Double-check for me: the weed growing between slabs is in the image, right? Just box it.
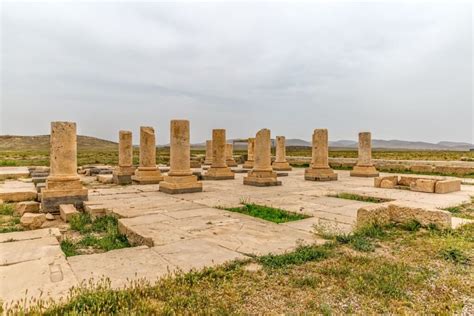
[328,192,393,203]
[8,222,473,314]
[0,203,23,233]
[60,213,130,257]
[442,197,474,220]
[222,203,310,223]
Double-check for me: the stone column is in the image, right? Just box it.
[42,121,88,213]
[113,130,134,185]
[272,136,292,171]
[160,120,202,194]
[225,143,238,167]
[304,129,337,181]
[203,129,235,180]
[350,132,379,177]
[244,129,281,186]
[132,126,163,184]
[203,140,213,165]
[243,137,255,169]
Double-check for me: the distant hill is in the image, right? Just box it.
[0,135,118,151]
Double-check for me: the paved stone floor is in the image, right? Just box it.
[1,168,473,306]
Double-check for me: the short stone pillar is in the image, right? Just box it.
[225,143,238,167]
[113,130,135,185]
[203,129,235,180]
[244,129,281,186]
[42,122,88,213]
[203,140,213,165]
[305,129,337,181]
[272,136,292,171]
[132,126,163,184]
[350,132,379,177]
[159,120,203,194]
[243,137,255,169]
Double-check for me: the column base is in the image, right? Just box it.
[132,168,163,184]
[41,188,88,213]
[202,166,235,180]
[272,161,292,171]
[242,160,254,169]
[350,165,379,177]
[243,170,281,187]
[226,159,238,167]
[203,159,213,165]
[113,167,134,185]
[305,167,338,181]
[159,175,203,194]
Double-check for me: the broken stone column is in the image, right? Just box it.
[305,129,337,181]
[350,132,379,177]
[132,126,163,184]
[225,143,238,167]
[113,130,134,185]
[159,120,203,194]
[272,136,292,171]
[244,129,281,186]
[42,122,88,213]
[203,129,235,180]
[203,140,213,165]
[243,137,255,169]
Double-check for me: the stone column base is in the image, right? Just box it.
[272,161,292,171]
[159,175,203,194]
[113,167,134,185]
[202,167,235,180]
[350,165,379,177]
[132,169,163,184]
[243,170,281,187]
[226,159,238,167]
[203,159,213,165]
[305,167,338,181]
[41,188,88,213]
[242,161,254,169]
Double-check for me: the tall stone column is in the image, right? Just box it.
[305,129,337,181]
[113,130,135,185]
[225,143,238,167]
[350,132,379,177]
[243,137,255,169]
[42,121,88,212]
[203,129,235,180]
[160,120,203,194]
[203,140,213,165]
[132,126,163,184]
[244,129,281,186]
[272,136,292,171]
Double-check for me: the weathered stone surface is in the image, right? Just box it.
[45,213,55,220]
[374,176,399,188]
[113,130,134,185]
[159,120,203,194]
[203,140,213,165]
[272,136,292,171]
[0,167,30,181]
[20,213,46,229]
[0,227,61,243]
[132,126,163,184]
[0,181,37,202]
[203,129,234,180]
[435,179,461,194]
[243,138,255,169]
[97,174,113,184]
[410,178,436,193]
[398,176,421,187]
[225,143,238,167]
[350,132,379,178]
[244,129,281,187]
[305,129,337,181]
[380,179,396,189]
[60,204,79,222]
[15,201,40,216]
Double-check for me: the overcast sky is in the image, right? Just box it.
[1,1,473,144]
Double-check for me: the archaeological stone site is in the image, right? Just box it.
[1,2,472,314]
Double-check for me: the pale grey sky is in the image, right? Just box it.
[1,1,473,144]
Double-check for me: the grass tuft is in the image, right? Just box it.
[222,203,310,224]
[329,193,392,203]
[258,243,335,269]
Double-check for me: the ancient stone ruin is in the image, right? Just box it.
[202,129,235,180]
[243,137,255,169]
[272,136,292,171]
[132,126,163,184]
[304,129,337,181]
[374,175,461,194]
[225,143,238,167]
[350,132,379,177]
[203,140,213,165]
[113,130,134,185]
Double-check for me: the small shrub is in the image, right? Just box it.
[400,220,421,232]
[61,239,78,257]
[223,203,310,224]
[258,243,334,269]
[440,247,470,265]
[69,213,93,233]
[0,204,14,216]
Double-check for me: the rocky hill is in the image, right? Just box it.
[0,135,118,151]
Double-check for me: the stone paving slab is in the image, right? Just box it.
[0,181,37,202]
[0,228,61,243]
[0,236,63,266]
[68,246,174,288]
[0,167,30,181]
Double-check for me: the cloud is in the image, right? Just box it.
[1,1,472,143]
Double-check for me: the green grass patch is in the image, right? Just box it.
[442,198,474,220]
[439,247,470,265]
[0,204,14,216]
[0,203,23,233]
[64,213,130,257]
[258,243,335,269]
[222,203,310,224]
[329,193,392,203]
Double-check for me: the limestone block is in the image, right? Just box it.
[380,179,396,189]
[15,201,40,216]
[435,179,461,194]
[387,203,451,229]
[398,176,421,187]
[356,203,391,227]
[45,213,55,220]
[305,167,338,181]
[20,213,46,229]
[410,165,434,174]
[190,160,202,168]
[243,170,281,187]
[60,204,80,222]
[374,176,398,188]
[410,179,436,193]
[159,175,203,194]
[97,174,113,184]
[350,165,379,177]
